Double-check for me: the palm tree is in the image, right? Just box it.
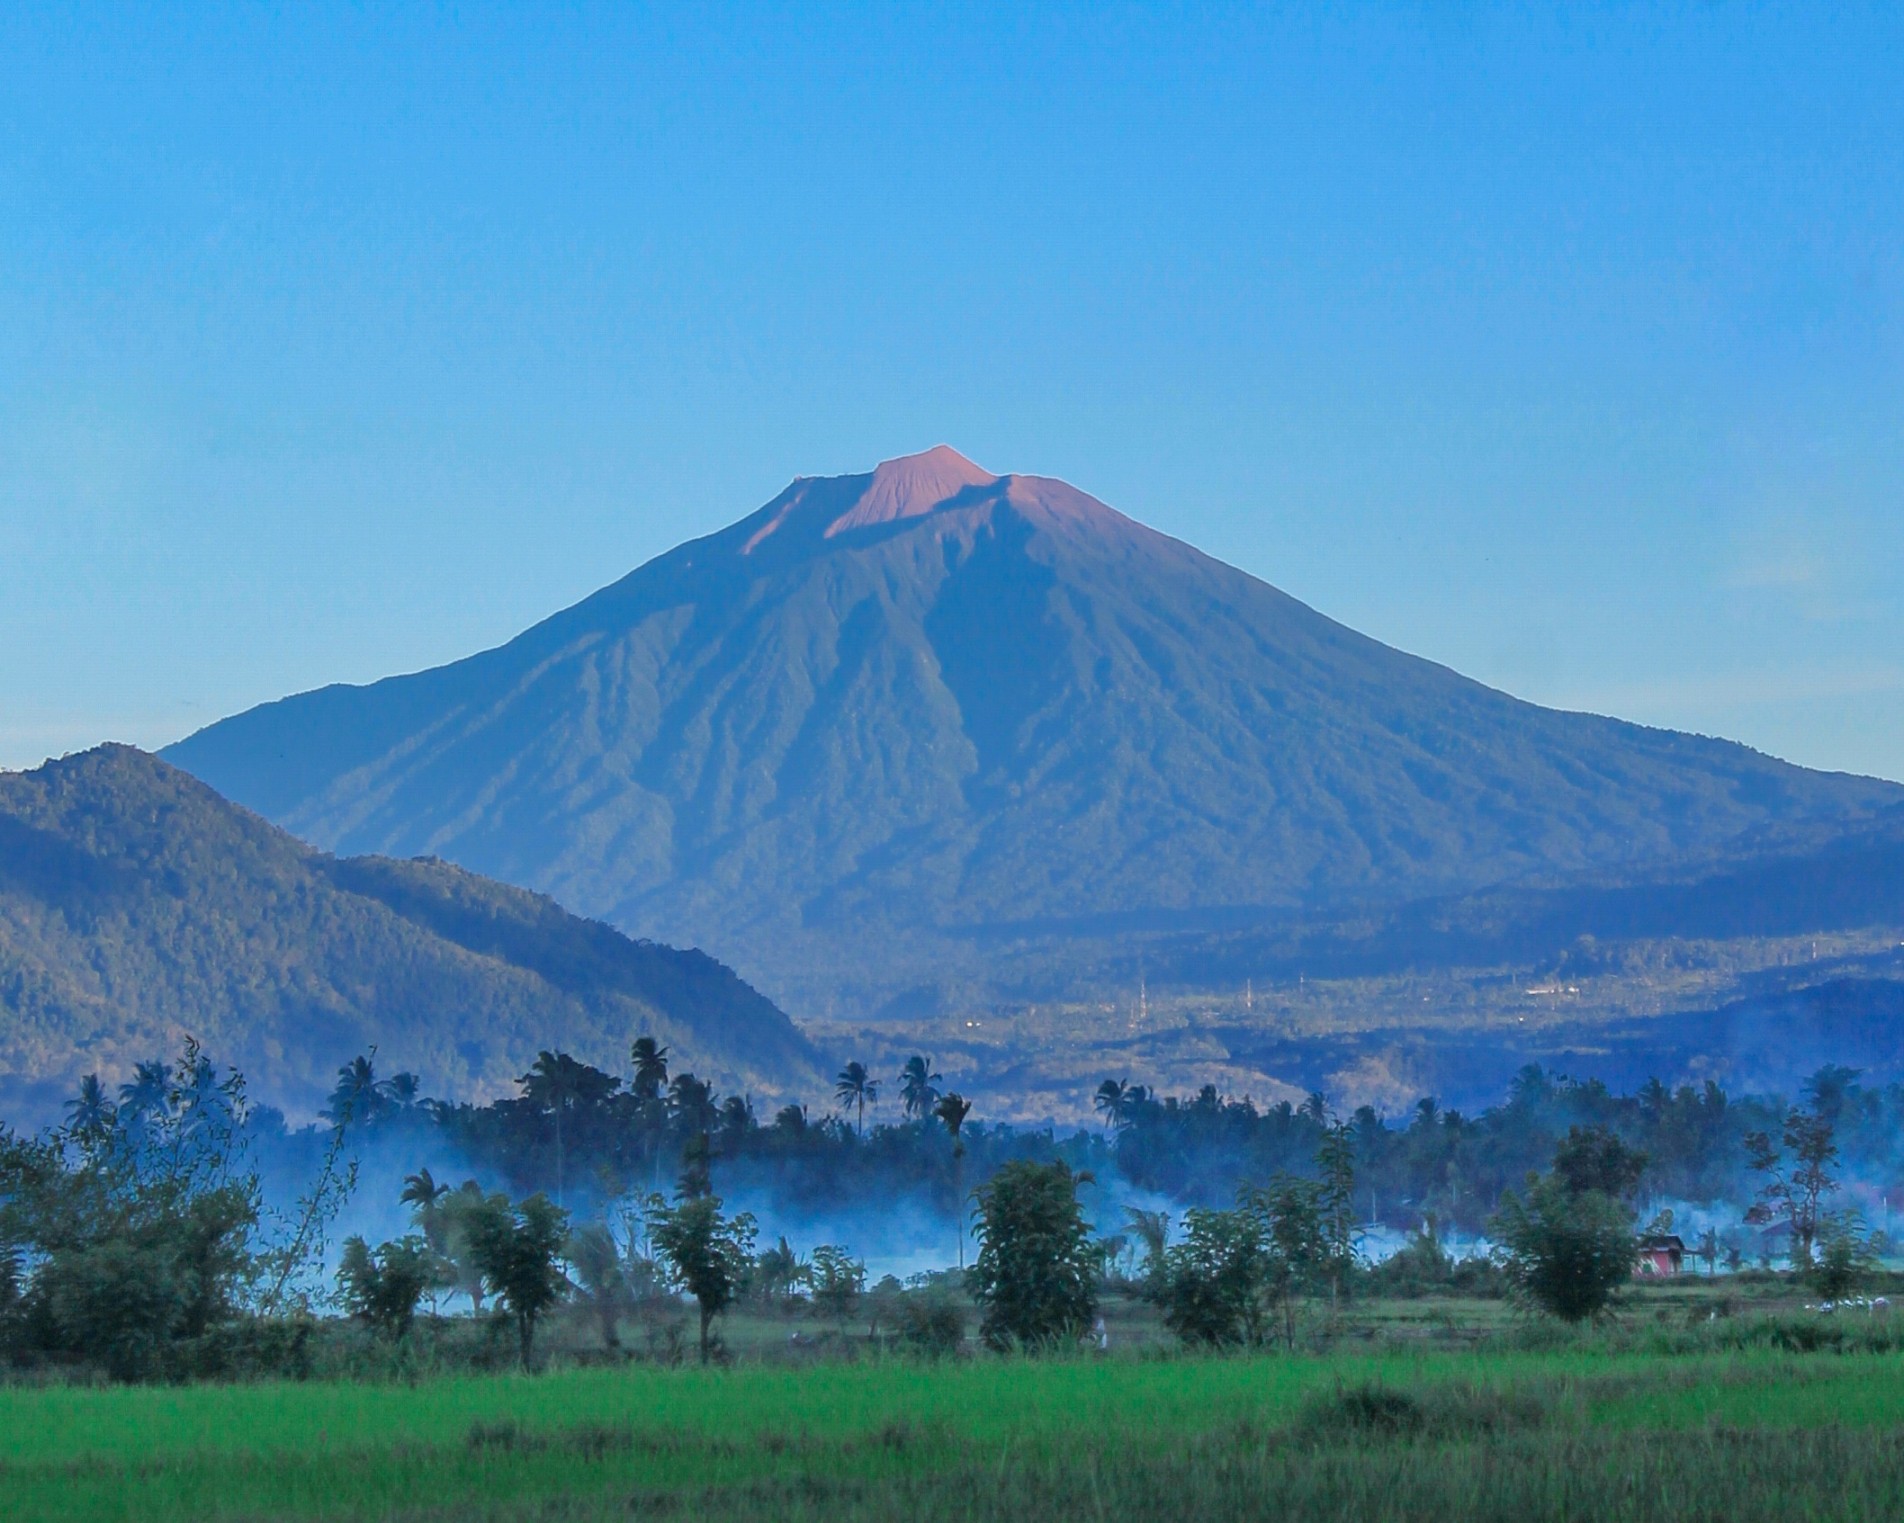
[117,1059,170,1119]
[519,1050,622,1205]
[836,1061,879,1135]
[935,1091,974,1269]
[718,1094,754,1145]
[437,1180,490,1313]
[1125,1206,1171,1285]
[402,1168,452,1250]
[566,1222,629,1350]
[630,1037,670,1101]
[380,1071,422,1108]
[1094,1078,1132,1132]
[325,1054,381,1127]
[667,1072,721,1139]
[64,1074,114,1140]
[898,1056,943,1121]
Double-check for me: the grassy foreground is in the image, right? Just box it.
[9,1341,1904,1522]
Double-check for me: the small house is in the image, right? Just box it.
[1635,1234,1685,1277]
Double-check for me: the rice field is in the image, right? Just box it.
[9,1336,1904,1522]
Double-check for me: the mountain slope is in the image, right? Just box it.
[0,746,818,1115]
[1131,803,1904,990]
[165,446,1902,1004]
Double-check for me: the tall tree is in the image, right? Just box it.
[648,1189,757,1364]
[116,1060,171,1137]
[464,1192,570,1370]
[1094,1079,1132,1133]
[935,1091,974,1269]
[401,1169,452,1251]
[435,1181,492,1313]
[1490,1174,1635,1323]
[1124,1206,1171,1290]
[1151,1206,1270,1346]
[899,1056,943,1121]
[325,1054,384,1128]
[1241,1177,1329,1349]
[517,1051,621,1205]
[630,1037,670,1101]
[667,1073,721,1145]
[1315,1121,1359,1313]
[835,1062,879,1135]
[1744,1105,1840,1270]
[64,1075,115,1141]
[971,1159,1098,1351]
[566,1222,629,1350]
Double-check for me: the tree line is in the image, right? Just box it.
[2,1038,1894,1379]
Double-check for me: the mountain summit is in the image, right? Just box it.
[165,449,1902,1008]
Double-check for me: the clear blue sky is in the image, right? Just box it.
[4,3,1901,780]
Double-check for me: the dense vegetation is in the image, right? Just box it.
[0,746,818,1115]
[6,1021,1900,1388]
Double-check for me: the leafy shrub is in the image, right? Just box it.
[1490,1175,1635,1323]
[896,1291,965,1356]
[1153,1207,1269,1345]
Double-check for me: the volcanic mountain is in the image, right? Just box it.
[0,745,817,1117]
[165,447,1902,1007]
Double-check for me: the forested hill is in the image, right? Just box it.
[0,746,819,1117]
[165,446,1902,1007]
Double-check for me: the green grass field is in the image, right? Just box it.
[10,1321,1904,1523]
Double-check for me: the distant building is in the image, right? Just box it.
[1636,1234,1685,1277]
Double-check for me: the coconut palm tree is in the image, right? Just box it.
[519,1050,621,1205]
[1125,1206,1171,1286]
[1094,1078,1132,1132]
[935,1091,974,1268]
[667,1072,721,1139]
[899,1056,943,1121]
[117,1059,170,1119]
[325,1054,382,1127]
[437,1180,491,1313]
[835,1061,879,1135]
[402,1168,452,1250]
[64,1074,114,1140]
[566,1221,629,1350]
[630,1037,670,1101]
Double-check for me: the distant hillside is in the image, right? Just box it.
[166,446,1902,1009]
[1132,805,1904,990]
[0,746,819,1117]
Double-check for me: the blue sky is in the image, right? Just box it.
[3,3,1901,780]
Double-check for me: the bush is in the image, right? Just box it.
[1811,1231,1876,1302]
[1296,1380,1554,1443]
[896,1290,966,1356]
[1153,1207,1269,1345]
[1491,1175,1635,1323]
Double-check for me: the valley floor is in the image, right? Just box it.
[9,1281,1904,1522]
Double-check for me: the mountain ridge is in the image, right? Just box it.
[0,745,819,1117]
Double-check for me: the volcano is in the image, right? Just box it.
[165,447,1901,1005]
